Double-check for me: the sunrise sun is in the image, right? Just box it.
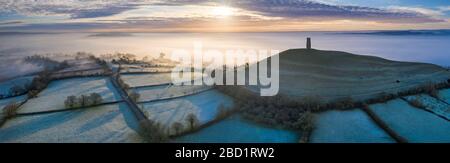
[211,6,235,17]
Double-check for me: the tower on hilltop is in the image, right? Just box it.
[306,37,311,49]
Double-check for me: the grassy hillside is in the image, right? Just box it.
[248,49,450,102]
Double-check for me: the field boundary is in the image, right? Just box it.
[360,106,408,143]
[120,71,172,75]
[130,78,205,89]
[138,87,214,104]
[399,97,450,122]
[15,101,124,117]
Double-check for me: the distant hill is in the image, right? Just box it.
[87,32,133,37]
[340,29,450,36]
[247,49,450,102]
[0,31,58,36]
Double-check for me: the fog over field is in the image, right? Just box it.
[1,32,449,66]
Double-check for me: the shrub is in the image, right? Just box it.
[294,112,315,132]
[332,97,355,110]
[214,104,233,120]
[29,70,53,92]
[129,91,140,102]
[299,96,322,112]
[78,94,90,107]
[365,92,397,104]
[64,95,78,108]
[89,93,103,105]
[379,92,396,103]
[171,122,184,135]
[117,77,130,90]
[138,119,167,143]
[123,83,130,90]
[420,83,439,98]
[185,113,199,131]
[410,99,426,109]
[218,86,320,131]
[27,90,39,98]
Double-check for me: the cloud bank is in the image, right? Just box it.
[0,0,448,31]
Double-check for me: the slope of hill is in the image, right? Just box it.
[248,49,450,102]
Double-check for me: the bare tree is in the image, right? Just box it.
[129,91,140,102]
[89,93,103,105]
[27,90,39,98]
[3,102,20,118]
[65,95,78,108]
[79,94,90,107]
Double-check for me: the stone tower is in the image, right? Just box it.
[306,37,311,49]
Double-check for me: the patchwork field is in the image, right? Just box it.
[404,94,450,120]
[122,72,205,87]
[175,115,299,143]
[310,109,395,143]
[122,73,172,87]
[0,103,143,143]
[18,77,122,114]
[369,99,450,143]
[134,85,212,102]
[140,90,233,135]
[2,48,448,143]
[0,75,35,97]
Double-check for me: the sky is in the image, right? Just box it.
[0,0,449,32]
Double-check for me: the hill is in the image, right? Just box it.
[247,49,450,102]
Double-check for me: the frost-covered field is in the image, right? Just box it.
[134,85,212,102]
[0,75,35,97]
[141,90,233,135]
[18,77,121,114]
[369,99,450,143]
[122,72,205,87]
[440,88,450,104]
[404,94,450,120]
[310,109,395,143]
[175,115,299,143]
[122,73,172,87]
[0,103,143,143]
[0,95,27,109]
